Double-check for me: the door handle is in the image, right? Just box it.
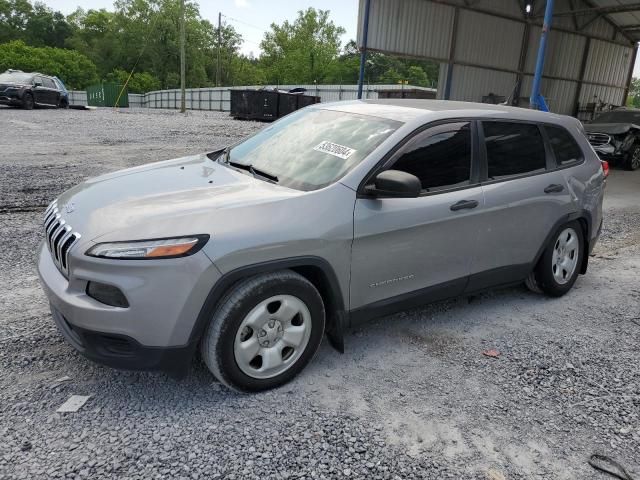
[544,184,564,193]
[450,199,479,211]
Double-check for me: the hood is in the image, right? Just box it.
[0,82,28,90]
[583,123,640,135]
[54,153,303,242]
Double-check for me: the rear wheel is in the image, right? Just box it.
[626,145,640,170]
[200,270,325,392]
[533,221,584,297]
[22,93,34,110]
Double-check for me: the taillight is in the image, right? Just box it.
[601,160,609,178]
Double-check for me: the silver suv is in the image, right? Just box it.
[38,100,605,392]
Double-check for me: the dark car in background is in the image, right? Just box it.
[0,70,68,110]
[584,108,640,170]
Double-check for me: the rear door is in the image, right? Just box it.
[467,120,574,290]
[41,77,59,105]
[350,121,485,312]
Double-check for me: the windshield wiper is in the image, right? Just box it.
[228,161,279,183]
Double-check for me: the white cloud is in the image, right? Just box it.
[234,0,250,7]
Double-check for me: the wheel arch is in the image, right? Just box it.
[532,211,592,275]
[188,256,347,356]
[575,215,591,274]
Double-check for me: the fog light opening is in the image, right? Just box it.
[86,282,130,308]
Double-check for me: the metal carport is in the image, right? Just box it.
[356,0,640,116]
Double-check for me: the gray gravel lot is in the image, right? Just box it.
[0,107,638,479]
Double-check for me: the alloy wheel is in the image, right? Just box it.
[551,227,579,285]
[234,295,311,379]
[632,148,640,169]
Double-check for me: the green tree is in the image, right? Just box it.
[406,65,429,87]
[106,68,161,93]
[627,77,640,108]
[260,8,345,84]
[0,40,98,88]
[0,0,73,47]
[380,67,403,84]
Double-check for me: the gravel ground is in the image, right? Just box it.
[0,107,638,480]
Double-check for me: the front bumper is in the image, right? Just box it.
[50,306,193,376]
[37,241,221,374]
[0,95,22,106]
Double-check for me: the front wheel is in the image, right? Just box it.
[200,270,325,392]
[22,93,34,110]
[626,145,640,171]
[533,221,584,297]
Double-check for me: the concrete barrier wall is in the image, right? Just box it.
[68,85,436,110]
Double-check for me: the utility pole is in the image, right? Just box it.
[216,12,222,87]
[179,0,186,113]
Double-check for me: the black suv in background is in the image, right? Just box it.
[0,70,68,109]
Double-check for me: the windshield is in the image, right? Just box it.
[0,72,33,84]
[592,110,640,124]
[226,108,401,191]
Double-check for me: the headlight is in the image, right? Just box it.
[86,235,209,259]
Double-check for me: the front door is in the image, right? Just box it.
[32,76,50,105]
[350,121,485,312]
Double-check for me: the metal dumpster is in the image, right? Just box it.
[86,83,129,107]
[230,88,320,121]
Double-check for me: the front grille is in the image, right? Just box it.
[587,132,611,147]
[43,201,81,276]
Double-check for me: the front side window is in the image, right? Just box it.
[483,121,546,179]
[227,108,401,191]
[390,122,472,192]
[545,125,582,166]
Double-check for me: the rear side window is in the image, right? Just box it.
[391,122,471,192]
[42,77,56,89]
[545,125,582,166]
[483,122,546,179]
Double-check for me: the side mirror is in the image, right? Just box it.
[365,170,421,198]
[34,81,43,87]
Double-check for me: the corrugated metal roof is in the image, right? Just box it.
[359,0,454,59]
[454,10,524,71]
[524,28,587,80]
[447,65,517,103]
[583,39,634,86]
[357,0,639,115]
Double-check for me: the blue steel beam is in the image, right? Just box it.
[530,0,555,111]
[357,0,371,100]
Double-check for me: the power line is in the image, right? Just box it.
[221,14,264,31]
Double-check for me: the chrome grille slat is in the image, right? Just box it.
[49,220,66,255]
[587,132,611,147]
[46,213,61,237]
[56,226,73,262]
[42,201,81,277]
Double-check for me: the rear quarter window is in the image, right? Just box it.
[545,125,583,166]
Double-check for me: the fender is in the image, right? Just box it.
[531,209,592,274]
[188,256,347,358]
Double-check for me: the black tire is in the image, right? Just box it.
[626,144,640,171]
[200,270,325,392]
[22,93,34,110]
[534,221,584,297]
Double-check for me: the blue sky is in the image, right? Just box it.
[42,0,359,57]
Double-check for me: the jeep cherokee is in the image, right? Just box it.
[38,100,605,392]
